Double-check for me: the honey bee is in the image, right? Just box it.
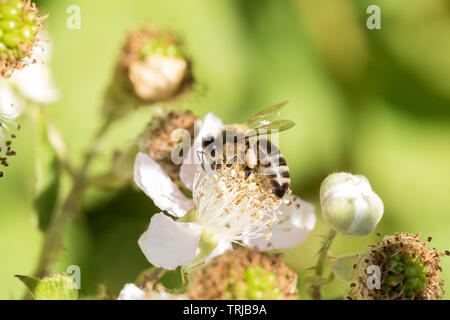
[200,101,295,199]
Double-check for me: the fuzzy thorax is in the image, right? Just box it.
[193,164,283,243]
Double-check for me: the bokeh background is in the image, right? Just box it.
[1,0,449,299]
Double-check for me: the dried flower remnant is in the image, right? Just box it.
[137,109,197,186]
[0,0,46,78]
[104,26,193,118]
[189,248,298,300]
[349,233,445,300]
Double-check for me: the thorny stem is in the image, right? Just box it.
[28,117,114,288]
[311,228,337,300]
[136,267,166,287]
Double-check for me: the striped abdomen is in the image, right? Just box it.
[256,139,290,199]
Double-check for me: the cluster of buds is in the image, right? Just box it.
[0,0,45,78]
[103,26,194,118]
[188,248,299,300]
[349,233,447,300]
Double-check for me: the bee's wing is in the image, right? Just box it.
[246,120,295,138]
[244,101,289,129]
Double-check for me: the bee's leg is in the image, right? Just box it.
[197,150,215,173]
[226,156,238,167]
[196,150,207,172]
[244,166,253,179]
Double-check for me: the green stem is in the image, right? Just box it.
[30,117,114,281]
[311,228,337,300]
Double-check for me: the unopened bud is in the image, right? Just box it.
[103,26,193,118]
[320,172,383,237]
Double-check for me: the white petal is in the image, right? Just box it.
[0,84,22,120]
[11,39,59,104]
[117,284,145,300]
[244,195,316,251]
[11,62,59,104]
[134,152,194,217]
[180,113,223,190]
[204,239,232,264]
[138,213,203,270]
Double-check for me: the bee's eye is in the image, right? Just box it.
[202,137,214,149]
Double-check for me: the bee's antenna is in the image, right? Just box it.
[196,150,207,172]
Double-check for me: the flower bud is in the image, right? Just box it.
[320,172,383,237]
[188,248,299,300]
[348,233,445,300]
[103,26,194,118]
[0,0,45,78]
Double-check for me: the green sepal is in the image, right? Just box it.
[182,229,218,272]
[15,274,78,300]
[331,254,359,282]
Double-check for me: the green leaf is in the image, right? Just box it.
[33,109,62,231]
[15,274,78,300]
[331,254,359,283]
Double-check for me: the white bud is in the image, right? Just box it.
[320,172,383,237]
[129,55,188,102]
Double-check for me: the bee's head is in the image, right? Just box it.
[202,136,217,158]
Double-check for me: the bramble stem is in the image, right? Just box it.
[29,117,114,283]
[311,228,337,300]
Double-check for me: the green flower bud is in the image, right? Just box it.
[348,233,445,300]
[189,248,299,300]
[320,172,383,237]
[0,0,45,78]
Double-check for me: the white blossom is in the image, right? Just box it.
[134,113,316,270]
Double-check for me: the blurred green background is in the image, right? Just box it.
[1,0,449,299]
